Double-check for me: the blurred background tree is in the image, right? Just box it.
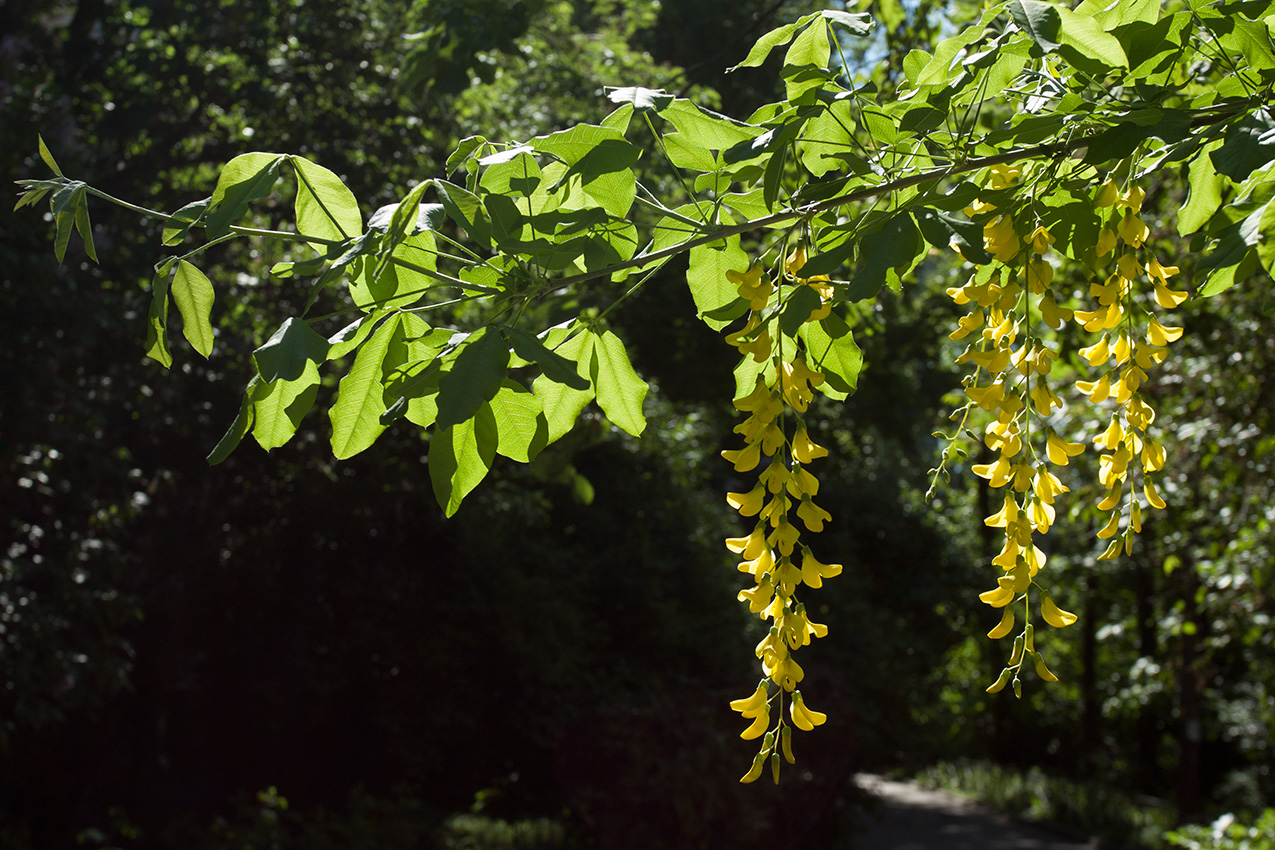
[2,1,1273,849]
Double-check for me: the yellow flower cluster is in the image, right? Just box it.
[945,168,1185,697]
[948,164,1081,695]
[723,249,840,784]
[1073,180,1184,560]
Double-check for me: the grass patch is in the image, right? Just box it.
[915,760,1176,850]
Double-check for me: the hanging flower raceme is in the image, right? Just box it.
[941,164,1084,696]
[1073,180,1184,561]
[939,170,1186,698]
[723,249,840,784]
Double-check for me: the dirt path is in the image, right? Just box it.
[852,774,1100,850]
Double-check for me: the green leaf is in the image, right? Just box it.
[430,403,498,517]
[914,208,993,264]
[37,134,64,177]
[601,103,634,133]
[328,310,391,360]
[206,152,284,238]
[435,180,493,249]
[780,285,824,337]
[252,362,320,451]
[532,325,595,442]
[819,10,873,35]
[605,86,675,111]
[1054,3,1128,69]
[490,380,548,462]
[688,236,749,330]
[292,155,363,248]
[1179,143,1226,236]
[1211,109,1275,183]
[801,312,862,397]
[170,260,216,357]
[1010,1,1127,75]
[784,17,831,101]
[796,101,856,178]
[207,377,264,465]
[254,317,330,382]
[162,198,211,247]
[73,188,98,262]
[849,214,922,300]
[1009,1,1063,51]
[504,327,590,390]
[731,21,801,70]
[329,314,401,459]
[145,261,175,368]
[661,100,764,151]
[733,350,776,399]
[1254,199,1275,280]
[446,136,491,175]
[348,232,438,310]
[588,329,647,437]
[435,329,511,431]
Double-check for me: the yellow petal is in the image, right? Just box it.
[988,606,1015,639]
[740,754,766,784]
[1041,594,1078,628]
[1034,654,1060,682]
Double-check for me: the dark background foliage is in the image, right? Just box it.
[3,1,1273,848]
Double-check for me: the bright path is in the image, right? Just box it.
[852,774,1100,850]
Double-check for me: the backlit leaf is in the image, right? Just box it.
[171,260,216,357]
[206,152,284,238]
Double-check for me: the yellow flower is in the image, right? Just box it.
[785,465,820,498]
[785,246,809,276]
[721,442,762,472]
[984,215,1020,262]
[988,164,1022,190]
[1117,251,1143,280]
[1095,228,1117,256]
[1146,255,1180,284]
[979,583,1016,607]
[760,422,787,455]
[1075,374,1111,403]
[768,520,801,557]
[1146,316,1183,346]
[1034,653,1060,682]
[727,264,773,311]
[730,681,769,713]
[1027,497,1055,533]
[1095,179,1121,207]
[740,754,766,784]
[769,654,805,691]
[727,485,765,517]
[1029,226,1054,255]
[737,545,774,580]
[1117,211,1149,247]
[726,525,767,559]
[984,493,1019,528]
[1154,281,1188,309]
[1040,295,1072,329]
[733,378,772,411]
[738,580,775,614]
[797,496,831,532]
[800,547,842,588]
[988,606,1015,639]
[973,456,1013,488]
[1041,594,1078,628]
[1030,382,1062,415]
[1116,185,1146,214]
[759,492,790,527]
[790,691,827,730]
[949,311,984,340]
[791,423,828,463]
[1047,432,1085,466]
[1144,479,1166,509]
[759,457,790,494]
